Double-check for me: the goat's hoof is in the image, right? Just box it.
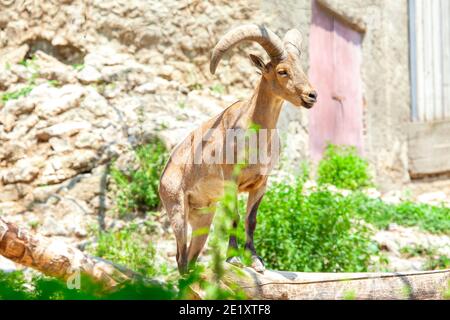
[226,256,244,268]
[251,255,265,273]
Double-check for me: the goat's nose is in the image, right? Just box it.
[308,91,318,102]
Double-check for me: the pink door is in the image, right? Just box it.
[308,1,364,160]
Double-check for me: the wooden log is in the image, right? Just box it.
[1,217,449,299]
[0,217,141,291]
[221,266,450,300]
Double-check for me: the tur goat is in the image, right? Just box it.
[159,24,317,274]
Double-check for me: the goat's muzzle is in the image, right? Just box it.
[301,90,318,109]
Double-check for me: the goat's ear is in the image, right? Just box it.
[249,54,268,73]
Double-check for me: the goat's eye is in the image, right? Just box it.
[277,70,289,77]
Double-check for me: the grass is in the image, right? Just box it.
[400,245,450,270]
[0,55,41,104]
[0,270,177,300]
[110,138,168,217]
[88,223,158,277]
[210,84,225,94]
[348,192,449,234]
[1,85,35,103]
[72,63,85,71]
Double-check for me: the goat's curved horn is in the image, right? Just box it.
[283,29,303,55]
[210,24,287,74]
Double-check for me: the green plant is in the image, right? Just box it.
[18,55,38,69]
[89,223,157,277]
[444,281,450,299]
[72,63,85,71]
[318,144,372,190]
[48,79,61,87]
[28,220,40,230]
[400,245,433,258]
[424,255,450,270]
[188,83,203,91]
[0,270,177,300]
[347,192,450,234]
[1,85,34,103]
[210,84,225,94]
[238,179,378,272]
[110,138,168,217]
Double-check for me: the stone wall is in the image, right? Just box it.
[0,0,314,239]
[0,0,416,241]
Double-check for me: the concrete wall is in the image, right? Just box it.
[315,0,411,189]
[262,0,412,188]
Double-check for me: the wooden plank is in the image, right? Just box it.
[409,0,418,121]
[423,1,434,122]
[432,0,443,120]
[442,0,450,119]
[415,0,425,121]
[408,119,450,175]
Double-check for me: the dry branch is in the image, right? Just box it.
[0,217,140,291]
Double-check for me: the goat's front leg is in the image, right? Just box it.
[245,185,267,273]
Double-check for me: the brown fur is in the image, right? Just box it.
[159,26,317,274]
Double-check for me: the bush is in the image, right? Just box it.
[318,144,372,190]
[239,179,378,272]
[111,138,168,217]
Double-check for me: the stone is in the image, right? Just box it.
[157,65,176,81]
[76,65,102,84]
[0,184,20,202]
[67,173,103,202]
[74,131,103,149]
[416,192,447,205]
[0,201,26,215]
[0,68,19,91]
[39,157,79,185]
[36,121,92,141]
[33,50,76,84]
[35,85,85,119]
[186,92,224,117]
[31,185,61,203]
[80,88,110,117]
[1,164,40,185]
[49,137,73,152]
[68,150,99,171]
[0,44,29,66]
[134,82,159,94]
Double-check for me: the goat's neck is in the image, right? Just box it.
[248,77,283,129]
